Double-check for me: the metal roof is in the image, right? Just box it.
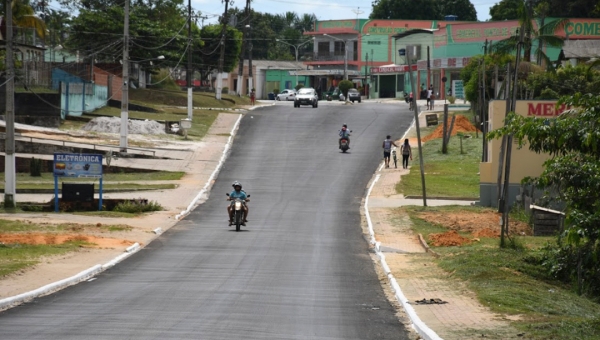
[562,40,600,59]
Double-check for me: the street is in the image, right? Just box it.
[0,102,415,339]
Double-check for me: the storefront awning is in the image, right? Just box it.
[290,69,363,76]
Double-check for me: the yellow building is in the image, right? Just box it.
[480,100,568,207]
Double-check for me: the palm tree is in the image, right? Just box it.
[294,13,316,33]
[2,0,47,42]
[491,0,567,69]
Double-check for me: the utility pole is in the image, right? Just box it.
[237,0,250,96]
[187,0,193,120]
[120,0,130,153]
[216,0,230,100]
[247,12,253,93]
[482,39,488,162]
[407,45,427,206]
[365,53,369,99]
[4,0,16,208]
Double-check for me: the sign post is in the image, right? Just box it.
[53,153,103,212]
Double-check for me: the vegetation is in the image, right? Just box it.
[397,112,481,198]
[371,0,478,21]
[490,0,600,20]
[337,80,354,100]
[403,205,600,339]
[526,64,600,99]
[113,200,162,213]
[488,94,600,297]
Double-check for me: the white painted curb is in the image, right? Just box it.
[365,174,443,340]
[175,113,243,220]
[0,265,103,311]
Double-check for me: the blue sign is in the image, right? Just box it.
[53,153,103,178]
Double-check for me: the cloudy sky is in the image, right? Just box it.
[194,0,497,25]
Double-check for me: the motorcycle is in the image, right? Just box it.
[226,193,250,231]
[339,130,352,153]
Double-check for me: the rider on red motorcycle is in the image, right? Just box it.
[338,124,351,149]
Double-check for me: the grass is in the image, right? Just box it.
[10,183,176,191]
[0,171,185,183]
[0,219,133,277]
[397,130,481,198]
[399,205,600,339]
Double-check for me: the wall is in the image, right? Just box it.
[480,100,565,207]
[0,88,61,127]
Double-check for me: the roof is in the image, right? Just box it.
[562,40,600,59]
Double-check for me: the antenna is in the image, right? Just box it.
[351,7,364,20]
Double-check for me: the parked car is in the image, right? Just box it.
[347,88,361,103]
[294,88,319,108]
[276,89,296,101]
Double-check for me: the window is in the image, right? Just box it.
[317,42,329,56]
[334,41,345,56]
[367,41,381,45]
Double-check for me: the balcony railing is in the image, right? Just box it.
[303,52,358,62]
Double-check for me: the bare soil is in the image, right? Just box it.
[422,115,479,142]
[417,210,532,246]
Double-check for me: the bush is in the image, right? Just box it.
[273,88,280,95]
[338,80,354,99]
[113,199,163,213]
[447,96,456,104]
[294,84,304,91]
[30,158,42,177]
[222,87,229,93]
[149,68,180,90]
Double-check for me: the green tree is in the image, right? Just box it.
[440,0,477,21]
[0,0,47,41]
[487,93,600,296]
[489,0,522,21]
[370,0,442,20]
[198,24,242,74]
[546,0,600,18]
[460,53,515,103]
[338,80,354,100]
[526,64,600,99]
[491,0,568,66]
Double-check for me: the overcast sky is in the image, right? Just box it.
[194,0,496,25]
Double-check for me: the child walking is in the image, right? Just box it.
[401,139,412,169]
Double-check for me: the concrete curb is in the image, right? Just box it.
[365,173,443,340]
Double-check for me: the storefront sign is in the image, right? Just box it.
[527,103,570,116]
[319,20,355,30]
[452,80,464,99]
[370,65,417,74]
[431,57,472,69]
[53,153,103,178]
[563,20,600,38]
[451,21,521,42]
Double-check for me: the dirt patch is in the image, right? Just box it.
[429,230,473,246]
[417,210,532,242]
[0,233,136,249]
[422,115,479,142]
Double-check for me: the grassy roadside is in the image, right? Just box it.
[398,110,481,198]
[400,205,600,339]
[394,109,600,338]
[0,220,133,277]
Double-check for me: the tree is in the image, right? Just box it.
[338,80,354,100]
[545,0,600,18]
[198,24,242,75]
[491,0,568,67]
[489,0,522,21]
[526,64,600,99]
[440,0,477,21]
[487,93,600,296]
[0,0,47,41]
[370,0,442,20]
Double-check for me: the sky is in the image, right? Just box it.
[194,0,497,25]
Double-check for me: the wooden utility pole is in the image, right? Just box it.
[187,0,193,120]
[236,0,250,96]
[407,45,427,206]
[4,0,16,207]
[496,64,511,210]
[216,0,229,100]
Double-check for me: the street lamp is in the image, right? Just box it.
[275,37,314,86]
[323,33,348,81]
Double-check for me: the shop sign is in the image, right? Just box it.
[370,65,417,74]
[319,20,355,30]
[53,153,103,178]
[564,21,600,38]
[431,57,472,69]
[452,80,464,99]
[527,103,569,116]
[452,22,520,42]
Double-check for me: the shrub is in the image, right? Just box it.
[222,86,229,93]
[273,88,280,95]
[338,80,354,99]
[30,158,42,177]
[150,68,180,90]
[113,199,163,213]
[447,96,456,104]
[294,84,304,91]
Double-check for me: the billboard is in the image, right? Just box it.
[53,153,103,178]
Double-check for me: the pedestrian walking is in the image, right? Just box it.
[401,139,412,169]
[250,89,256,106]
[430,92,436,110]
[382,135,398,169]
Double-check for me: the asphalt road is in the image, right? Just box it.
[0,101,415,339]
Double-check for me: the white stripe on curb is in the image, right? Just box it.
[0,265,103,311]
[364,174,443,340]
[175,113,243,220]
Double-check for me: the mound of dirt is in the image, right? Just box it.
[417,210,532,240]
[422,115,479,142]
[0,233,136,248]
[83,117,165,135]
[429,230,472,246]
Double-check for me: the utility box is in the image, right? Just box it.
[531,205,564,236]
[62,183,94,202]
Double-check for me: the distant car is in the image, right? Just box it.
[276,89,296,101]
[294,88,318,108]
[347,88,361,103]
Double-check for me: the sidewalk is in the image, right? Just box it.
[365,164,519,339]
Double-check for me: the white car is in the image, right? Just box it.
[276,89,296,101]
[294,88,319,108]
